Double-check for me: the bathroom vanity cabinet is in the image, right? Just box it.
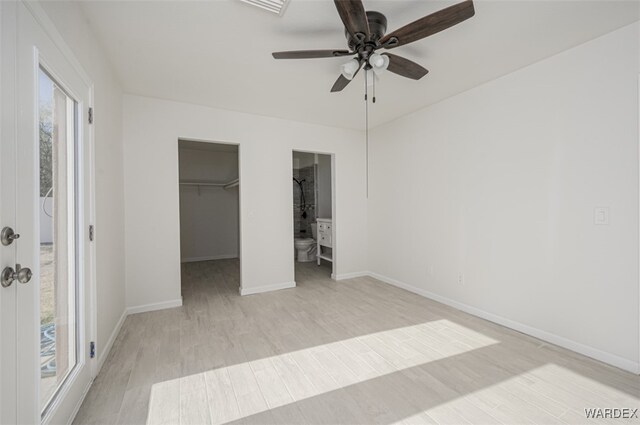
[316,218,333,265]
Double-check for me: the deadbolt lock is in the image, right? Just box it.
[1,227,20,246]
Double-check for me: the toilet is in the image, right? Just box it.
[294,223,317,262]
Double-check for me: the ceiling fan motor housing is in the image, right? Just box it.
[346,11,387,50]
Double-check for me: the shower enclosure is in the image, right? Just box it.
[292,153,317,238]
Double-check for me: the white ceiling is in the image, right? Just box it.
[79,0,639,130]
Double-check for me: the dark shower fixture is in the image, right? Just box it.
[293,177,308,219]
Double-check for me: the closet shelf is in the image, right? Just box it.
[180,178,239,190]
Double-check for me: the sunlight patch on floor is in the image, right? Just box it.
[147,319,499,424]
[438,363,640,425]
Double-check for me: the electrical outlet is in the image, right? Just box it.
[594,207,609,225]
[458,273,464,285]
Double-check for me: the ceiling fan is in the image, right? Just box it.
[272,0,475,92]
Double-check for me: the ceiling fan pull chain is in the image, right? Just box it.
[373,73,376,103]
[364,69,368,101]
[365,67,369,198]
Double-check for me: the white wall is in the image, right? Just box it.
[179,148,239,262]
[39,2,126,367]
[317,154,332,219]
[123,95,367,306]
[369,23,640,372]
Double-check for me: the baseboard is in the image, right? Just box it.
[96,310,127,375]
[69,310,126,424]
[240,281,296,296]
[334,271,369,281]
[66,379,93,425]
[368,271,640,374]
[69,299,181,424]
[126,298,183,315]
[181,254,238,263]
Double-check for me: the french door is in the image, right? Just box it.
[1,2,94,423]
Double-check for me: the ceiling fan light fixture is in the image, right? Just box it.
[340,59,361,80]
[369,53,389,76]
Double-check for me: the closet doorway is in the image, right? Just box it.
[178,140,240,300]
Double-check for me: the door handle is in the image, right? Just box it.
[1,264,32,287]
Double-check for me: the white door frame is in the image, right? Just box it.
[0,2,20,424]
[290,149,337,280]
[177,138,242,293]
[1,1,97,423]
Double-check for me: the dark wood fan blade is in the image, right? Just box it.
[272,50,351,59]
[330,60,363,92]
[331,75,352,92]
[385,53,429,80]
[380,0,475,48]
[334,0,370,41]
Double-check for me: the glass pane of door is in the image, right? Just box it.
[38,67,78,413]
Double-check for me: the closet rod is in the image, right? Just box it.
[179,182,226,187]
[179,178,239,189]
[223,178,239,189]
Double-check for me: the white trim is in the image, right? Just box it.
[181,254,238,263]
[67,308,124,424]
[240,281,295,296]
[126,298,183,315]
[334,271,369,281]
[290,149,337,284]
[95,310,126,374]
[14,2,97,423]
[87,99,97,379]
[176,138,242,294]
[22,1,91,86]
[368,271,640,374]
[64,379,92,425]
[25,0,99,384]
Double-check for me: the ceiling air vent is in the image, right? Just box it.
[239,0,290,16]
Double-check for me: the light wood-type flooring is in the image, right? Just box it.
[73,259,639,424]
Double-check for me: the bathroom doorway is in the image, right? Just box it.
[178,140,241,298]
[292,151,334,283]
